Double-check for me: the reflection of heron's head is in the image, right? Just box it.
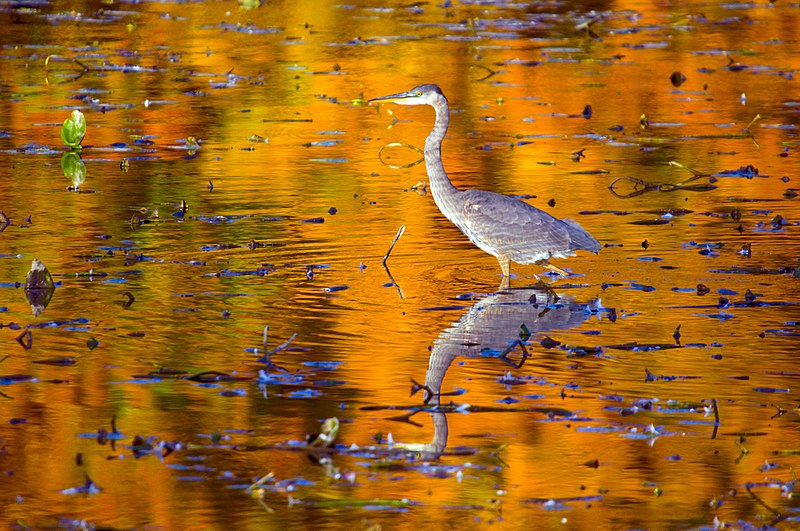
[369,84,447,107]
[392,412,449,462]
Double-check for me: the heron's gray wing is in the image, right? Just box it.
[458,189,572,262]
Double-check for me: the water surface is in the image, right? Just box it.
[0,0,798,528]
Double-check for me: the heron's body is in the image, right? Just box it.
[370,84,600,278]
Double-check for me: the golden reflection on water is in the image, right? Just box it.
[0,0,798,528]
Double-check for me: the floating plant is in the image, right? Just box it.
[61,109,86,149]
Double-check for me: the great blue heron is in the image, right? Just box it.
[369,84,600,279]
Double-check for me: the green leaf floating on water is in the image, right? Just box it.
[61,109,86,149]
[62,152,86,190]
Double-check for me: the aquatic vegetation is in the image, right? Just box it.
[60,109,86,149]
[0,1,797,530]
[61,151,86,191]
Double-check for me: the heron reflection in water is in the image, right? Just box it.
[369,84,600,284]
[395,286,597,460]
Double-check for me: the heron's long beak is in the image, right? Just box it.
[368,90,419,105]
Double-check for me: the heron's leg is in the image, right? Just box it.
[497,257,511,290]
[498,256,510,277]
[492,257,511,290]
[498,276,510,291]
[531,273,560,303]
[536,259,569,277]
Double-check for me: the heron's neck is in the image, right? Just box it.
[425,101,459,199]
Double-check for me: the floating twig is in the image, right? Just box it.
[668,160,707,178]
[258,325,296,371]
[609,161,716,199]
[246,471,275,495]
[16,330,32,350]
[377,143,424,169]
[44,55,89,85]
[575,16,602,39]
[382,225,406,300]
[499,339,530,369]
[745,484,786,526]
[743,114,762,148]
[470,64,500,82]
[711,398,720,439]
[382,224,405,266]
[743,114,762,133]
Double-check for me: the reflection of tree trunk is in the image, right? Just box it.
[421,286,596,460]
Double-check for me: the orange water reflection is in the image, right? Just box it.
[0,0,798,528]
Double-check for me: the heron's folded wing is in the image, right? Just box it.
[459,190,571,261]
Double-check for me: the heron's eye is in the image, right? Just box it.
[416,91,422,96]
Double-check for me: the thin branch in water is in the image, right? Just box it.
[271,333,298,355]
[668,160,707,177]
[383,224,405,266]
[470,64,500,82]
[499,340,530,369]
[258,325,296,372]
[743,114,762,133]
[382,225,406,300]
[743,114,762,148]
[246,471,275,494]
[377,143,423,169]
[745,484,786,525]
[711,398,720,439]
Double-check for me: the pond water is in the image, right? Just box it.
[0,0,798,528]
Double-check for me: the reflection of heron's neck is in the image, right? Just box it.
[425,98,459,203]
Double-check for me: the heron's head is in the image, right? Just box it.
[368,84,446,106]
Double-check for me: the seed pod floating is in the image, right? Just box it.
[24,258,55,317]
[670,71,687,87]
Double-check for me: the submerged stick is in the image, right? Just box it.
[377,143,424,169]
[743,114,762,149]
[668,160,706,177]
[745,484,785,525]
[246,472,275,494]
[743,114,761,133]
[382,225,406,300]
[711,398,720,439]
[260,324,296,372]
[382,224,405,266]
